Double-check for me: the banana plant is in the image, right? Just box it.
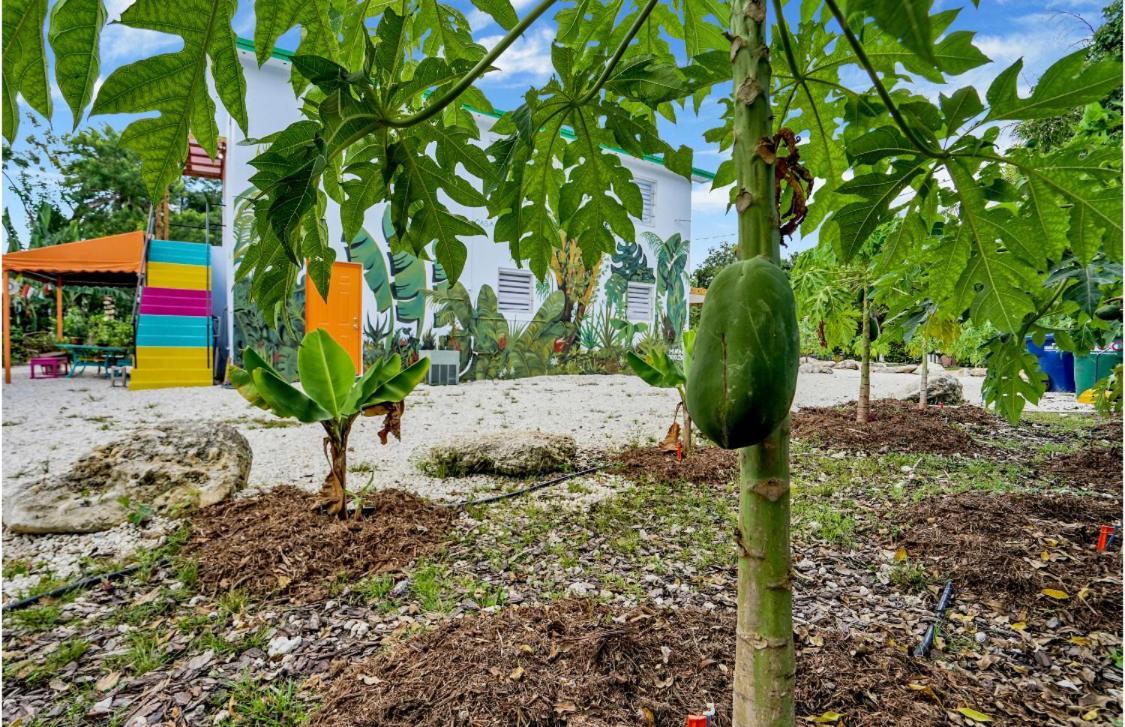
[231,329,430,518]
[626,331,696,456]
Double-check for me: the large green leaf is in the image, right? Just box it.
[3,0,52,142]
[981,335,1046,423]
[297,329,357,417]
[346,355,401,412]
[48,0,105,128]
[626,350,684,388]
[852,0,937,67]
[231,347,280,412]
[986,50,1124,121]
[362,356,431,407]
[253,367,332,423]
[90,0,248,198]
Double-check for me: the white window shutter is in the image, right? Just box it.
[497,269,534,311]
[636,179,656,225]
[626,282,654,322]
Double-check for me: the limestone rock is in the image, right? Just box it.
[417,431,577,477]
[833,359,860,370]
[3,422,251,534]
[897,374,965,405]
[969,367,987,377]
[799,363,835,375]
[888,364,918,374]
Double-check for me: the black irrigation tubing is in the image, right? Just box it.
[7,466,607,612]
[2,561,158,613]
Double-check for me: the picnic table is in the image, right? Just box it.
[55,344,130,378]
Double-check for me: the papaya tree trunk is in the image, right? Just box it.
[320,422,351,518]
[918,337,929,409]
[731,0,795,724]
[857,286,871,425]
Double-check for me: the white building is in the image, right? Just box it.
[216,39,714,381]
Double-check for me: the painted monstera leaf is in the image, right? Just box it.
[472,285,508,353]
[348,227,392,314]
[380,206,427,327]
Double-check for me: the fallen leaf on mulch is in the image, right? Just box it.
[891,492,1122,630]
[185,486,453,601]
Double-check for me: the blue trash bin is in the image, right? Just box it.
[1026,334,1076,393]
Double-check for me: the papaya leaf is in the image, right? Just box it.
[986,50,1124,121]
[981,335,1046,424]
[3,0,52,142]
[90,0,248,198]
[48,0,105,129]
[851,0,938,67]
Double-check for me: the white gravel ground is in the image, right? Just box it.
[0,362,1084,591]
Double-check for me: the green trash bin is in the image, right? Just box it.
[1074,348,1124,394]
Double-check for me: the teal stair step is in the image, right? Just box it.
[148,240,211,267]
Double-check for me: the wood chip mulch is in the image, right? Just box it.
[611,445,738,486]
[790,399,1003,455]
[893,492,1123,631]
[184,486,453,601]
[1041,446,1123,495]
[315,599,1017,727]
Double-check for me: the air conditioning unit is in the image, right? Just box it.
[421,349,460,386]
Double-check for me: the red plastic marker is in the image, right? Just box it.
[686,717,708,727]
[1097,525,1114,552]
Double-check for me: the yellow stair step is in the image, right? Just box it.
[129,368,213,390]
[136,347,209,368]
[146,261,210,290]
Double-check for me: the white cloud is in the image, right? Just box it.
[691,183,733,215]
[476,27,555,86]
[101,0,182,65]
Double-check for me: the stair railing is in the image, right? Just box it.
[129,208,156,359]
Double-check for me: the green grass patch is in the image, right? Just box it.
[3,639,89,685]
[227,673,311,726]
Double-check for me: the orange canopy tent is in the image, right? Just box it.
[2,231,146,383]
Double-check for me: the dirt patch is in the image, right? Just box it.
[791,399,1001,455]
[1042,446,1123,494]
[315,600,1012,726]
[893,492,1122,631]
[611,445,738,486]
[185,486,453,601]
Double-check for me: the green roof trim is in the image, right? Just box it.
[233,36,716,182]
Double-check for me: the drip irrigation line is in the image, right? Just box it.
[914,579,954,658]
[8,467,606,611]
[2,561,156,613]
[453,465,604,507]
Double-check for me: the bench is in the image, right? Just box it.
[29,353,70,379]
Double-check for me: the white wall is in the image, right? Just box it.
[223,47,696,357]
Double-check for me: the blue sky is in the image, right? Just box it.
[3,0,1109,267]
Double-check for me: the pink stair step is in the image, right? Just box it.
[140,287,211,316]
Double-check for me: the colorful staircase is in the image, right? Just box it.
[130,240,213,389]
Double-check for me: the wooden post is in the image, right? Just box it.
[3,270,11,384]
[56,277,63,340]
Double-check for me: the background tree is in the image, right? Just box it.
[690,240,738,289]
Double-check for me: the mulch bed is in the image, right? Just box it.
[893,492,1122,631]
[790,399,1002,456]
[315,599,1013,726]
[184,486,453,601]
[611,445,738,486]
[1041,445,1123,494]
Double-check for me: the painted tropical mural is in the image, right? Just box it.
[231,187,690,381]
[230,189,305,381]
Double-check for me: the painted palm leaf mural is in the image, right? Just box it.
[648,232,689,344]
[605,238,655,315]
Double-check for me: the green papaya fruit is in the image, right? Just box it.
[1095,301,1122,321]
[686,257,799,449]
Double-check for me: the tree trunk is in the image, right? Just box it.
[319,425,350,518]
[731,0,795,724]
[857,287,871,425]
[917,338,929,410]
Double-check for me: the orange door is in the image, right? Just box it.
[306,262,363,372]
